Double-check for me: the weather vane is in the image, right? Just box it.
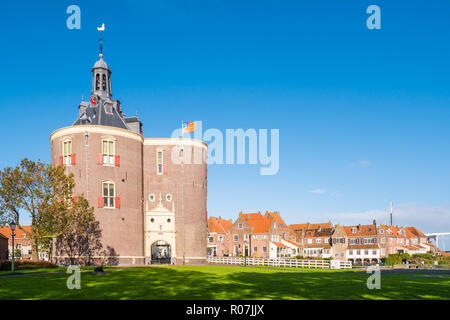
[97,23,105,55]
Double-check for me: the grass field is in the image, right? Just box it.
[0,265,449,300]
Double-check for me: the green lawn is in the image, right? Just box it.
[0,265,448,300]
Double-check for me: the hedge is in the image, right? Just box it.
[0,260,58,271]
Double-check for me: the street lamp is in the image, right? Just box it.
[9,221,16,273]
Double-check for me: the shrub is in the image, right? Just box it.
[386,254,402,265]
[0,260,58,271]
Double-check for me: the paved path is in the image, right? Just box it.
[0,271,66,278]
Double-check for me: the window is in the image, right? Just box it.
[316,238,321,244]
[262,247,267,253]
[352,228,356,234]
[95,74,100,90]
[357,250,361,255]
[364,250,369,255]
[238,223,243,229]
[253,246,258,252]
[234,235,238,242]
[307,239,312,244]
[102,181,115,208]
[102,74,107,91]
[157,151,163,175]
[167,219,171,223]
[62,140,72,165]
[372,250,377,255]
[349,250,353,255]
[105,104,113,114]
[102,140,115,165]
[208,237,214,243]
[244,234,249,241]
[149,194,155,202]
[380,229,384,234]
[381,238,386,244]
[166,194,172,202]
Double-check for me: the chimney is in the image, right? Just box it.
[373,219,377,226]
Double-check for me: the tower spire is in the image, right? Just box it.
[99,37,103,55]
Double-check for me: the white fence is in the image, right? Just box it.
[207,256,352,269]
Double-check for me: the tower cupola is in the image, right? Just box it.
[91,38,112,98]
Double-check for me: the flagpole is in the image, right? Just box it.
[181,120,185,265]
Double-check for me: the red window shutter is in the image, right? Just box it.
[163,164,168,174]
[59,156,63,166]
[71,153,76,165]
[72,196,77,203]
[115,155,120,167]
[115,197,120,209]
[98,196,103,208]
[97,154,103,165]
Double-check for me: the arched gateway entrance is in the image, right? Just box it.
[151,241,171,264]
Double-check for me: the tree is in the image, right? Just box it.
[14,247,22,260]
[0,159,74,260]
[54,196,103,265]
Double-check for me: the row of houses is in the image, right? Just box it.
[0,226,48,261]
[207,211,441,264]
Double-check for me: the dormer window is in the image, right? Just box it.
[352,227,356,234]
[105,104,113,114]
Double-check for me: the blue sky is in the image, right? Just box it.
[0,1,449,248]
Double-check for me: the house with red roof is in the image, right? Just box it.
[226,211,299,258]
[0,225,34,260]
[207,217,233,257]
[343,221,380,264]
[0,233,8,260]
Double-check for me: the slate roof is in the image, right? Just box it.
[73,100,129,130]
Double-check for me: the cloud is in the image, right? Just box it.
[349,160,372,168]
[308,188,327,194]
[330,191,341,198]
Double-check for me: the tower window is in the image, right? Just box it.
[62,140,72,165]
[95,74,100,90]
[157,150,163,175]
[102,140,115,165]
[102,74,107,91]
[102,181,115,208]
